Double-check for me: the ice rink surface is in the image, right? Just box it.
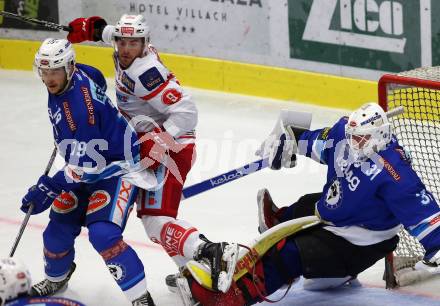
[1,70,439,305]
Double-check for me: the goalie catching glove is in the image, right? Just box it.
[256,110,312,170]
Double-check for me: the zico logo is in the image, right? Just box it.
[303,0,405,53]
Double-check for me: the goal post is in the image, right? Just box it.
[378,67,440,288]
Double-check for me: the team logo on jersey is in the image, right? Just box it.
[87,190,111,214]
[80,86,95,125]
[324,178,343,209]
[379,157,401,181]
[139,67,165,91]
[162,88,182,105]
[62,101,77,131]
[107,263,126,282]
[52,191,78,214]
[121,72,135,92]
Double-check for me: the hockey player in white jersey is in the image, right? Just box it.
[66,14,238,292]
[173,103,440,305]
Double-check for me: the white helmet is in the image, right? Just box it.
[114,14,150,41]
[34,38,76,79]
[0,258,31,306]
[345,102,392,160]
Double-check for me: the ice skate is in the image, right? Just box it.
[165,272,178,293]
[30,262,76,297]
[132,291,155,306]
[257,188,282,233]
[193,240,239,292]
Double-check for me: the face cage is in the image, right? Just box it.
[346,126,390,161]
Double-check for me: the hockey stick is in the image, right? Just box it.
[181,158,269,200]
[9,146,58,257]
[386,106,404,118]
[0,11,71,31]
[180,106,404,201]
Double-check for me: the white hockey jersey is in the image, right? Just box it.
[102,25,197,143]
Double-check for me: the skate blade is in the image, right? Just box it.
[217,243,239,293]
[176,276,199,306]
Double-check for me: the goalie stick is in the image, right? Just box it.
[181,158,269,200]
[0,11,71,31]
[180,106,405,201]
[9,146,57,257]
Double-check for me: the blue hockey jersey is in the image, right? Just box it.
[46,63,140,189]
[298,117,440,256]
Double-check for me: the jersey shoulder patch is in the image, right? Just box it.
[138,67,165,91]
[121,71,136,92]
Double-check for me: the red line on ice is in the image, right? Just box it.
[0,216,162,250]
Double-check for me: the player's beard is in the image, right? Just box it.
[117,48,144,69]
[44,77,70,95]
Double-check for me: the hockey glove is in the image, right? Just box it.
[67,16,107,43]
[256,110,311,170]
[257,124,299,170]
[138,127,185,171]
[21,175,63,215]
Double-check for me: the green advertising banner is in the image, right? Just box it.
[431,1,440,66]
[0,0,59,31]
[288,0,424,72]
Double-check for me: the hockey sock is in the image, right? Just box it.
[88,222,147,301]
[43,248,75,281]
[43,220,79,281]
[142,216,204,266]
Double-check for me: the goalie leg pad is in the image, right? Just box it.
[179,260,266,306]
[184,217,320,294]
[261,238,302,295]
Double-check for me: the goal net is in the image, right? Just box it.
[378,67,440,288]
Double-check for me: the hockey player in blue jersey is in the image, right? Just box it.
[174,102,440,305]
[20,38,156,305]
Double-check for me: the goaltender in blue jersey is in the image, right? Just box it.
[19,38,156,305]
[299,110,440,251]
[174,103,440,306]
